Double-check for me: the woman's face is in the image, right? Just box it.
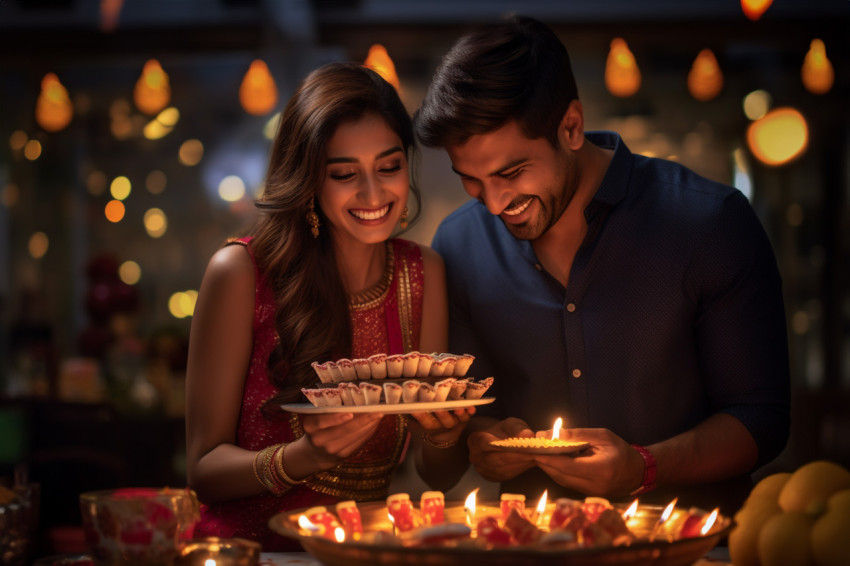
[318,113,409,247]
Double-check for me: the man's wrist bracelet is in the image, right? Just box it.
[630,444,657,495]
[422,432,459,449]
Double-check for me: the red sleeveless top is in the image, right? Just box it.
[196,238,425,550]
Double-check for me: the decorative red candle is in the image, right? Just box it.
[476,516,512,546]
[335,500,363,536]
[500,493,526,521]
[549,498,581,530]
[304,506,341,540]
[420,491,445,525]
[387,493,417,532]
[581,497,613,522]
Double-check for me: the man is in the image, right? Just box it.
[415,15,790,514]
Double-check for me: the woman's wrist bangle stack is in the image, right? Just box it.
[630,444,657,495]
[253,442,306,496]
[422,432,460,449]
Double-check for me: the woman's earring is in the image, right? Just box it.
[306,198,320,239]
[399,206,409,230]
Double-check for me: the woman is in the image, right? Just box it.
[185,62,471,550]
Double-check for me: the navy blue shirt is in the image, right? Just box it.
[432,132,790,513]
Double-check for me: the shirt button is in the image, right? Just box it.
[572,369,581,378]
[566,303,576,312]
[534,263,543,271]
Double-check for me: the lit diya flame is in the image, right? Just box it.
[622,499,639,521]
[701,508,719,536]
[650,498,678,541]
[464,488,479,526]
[531,489,548,524]
[334,527,346,542]
[204,560,216,566]
[298,515,319,533]
[552,417,562,440]
[387,512,396,535]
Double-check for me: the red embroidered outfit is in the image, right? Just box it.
[195,238,424,550]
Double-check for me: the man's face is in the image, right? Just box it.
[446,120,577,241]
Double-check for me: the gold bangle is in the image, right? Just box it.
[256,444,288,496]
[275,442,307,485]
[422,432,459,449]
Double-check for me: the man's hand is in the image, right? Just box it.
[468,417,537,482]
[533,427,645,497]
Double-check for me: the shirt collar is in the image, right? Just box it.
[585,131,632,208]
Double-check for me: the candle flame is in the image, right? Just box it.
[552,418,563,440]
[464,488,479,515]
[204,560,216,566]
[298,515,319,532]
[387,512,394,524]
[536,490,548,515]
[334,527,346,542]
[623,499,639,520]
[660,498,678,524]
[700,508,719,535]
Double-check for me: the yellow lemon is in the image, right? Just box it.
[729,498,783,566]
[747,472,792,506]
[778,461,850,515]
[758,511,815,566]
[810,507,850,566]
[825,489,850,513]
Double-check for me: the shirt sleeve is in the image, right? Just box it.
[687,190,791,468]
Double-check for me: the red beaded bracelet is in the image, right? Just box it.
[630,444,657,495]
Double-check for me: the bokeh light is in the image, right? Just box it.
[2,184,21,207]
[747,107,808,166]
[169,290,198,318]
[119,260,142,285]
[10,130,28,151]
[86,170,108,196]
[743,90,772,121]
[144,207,168,238]
[146,170,167,194]
[110,176,132,200]
[28,231,49,258]
[104,199,126,222]
[218,175,246,202]
[24,140,42,161]
[179,139,204,166]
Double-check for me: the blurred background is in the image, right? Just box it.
[0,0,848,559]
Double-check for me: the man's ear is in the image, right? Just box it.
[558,100,584,151]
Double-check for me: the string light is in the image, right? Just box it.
[801,39,834,95]
[605,38,641,98]
[364,44,401,91]
[239,59,278,116]
[36,73,74,132]
[134,59,171,115]
[687,49,723,102]
[741,0,772,21]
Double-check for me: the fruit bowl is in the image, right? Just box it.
[79,487,200,566]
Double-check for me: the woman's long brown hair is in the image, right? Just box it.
[249,62,420,414]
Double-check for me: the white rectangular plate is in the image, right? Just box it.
[280,397,494,415]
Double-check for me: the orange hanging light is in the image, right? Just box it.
[687,49,723,102]
[747,107,808,167]
[741,0,773,21]
[364,44,401,91]
[134,59,171,115]
[801,39,834,95]
[605,38,641,98]
[239,59,279,116]
[35,73,74,132]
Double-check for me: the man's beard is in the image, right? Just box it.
[502,182,573,241]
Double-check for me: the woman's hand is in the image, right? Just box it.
[467,417,537,482]
[297,412,384,470]
[409,406,475,446]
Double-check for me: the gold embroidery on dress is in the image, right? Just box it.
[349,241,394,311]
[397,250,413,353]
[288,412,408,500]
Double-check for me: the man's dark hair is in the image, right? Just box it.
[414,15,579,149]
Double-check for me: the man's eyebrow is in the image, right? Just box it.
[452,158,528,178]
[326,146,403,164]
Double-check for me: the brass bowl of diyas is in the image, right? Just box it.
[269,489,733,566]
